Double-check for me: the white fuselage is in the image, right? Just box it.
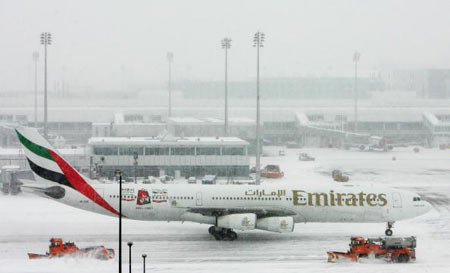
[52,182,431,225]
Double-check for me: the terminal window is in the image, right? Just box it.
[145,147,169,155]
[119,147,144,155]
[93,146,118,155]
[196,147,221,155]
[170,147,195,155]
[222,147,245,156]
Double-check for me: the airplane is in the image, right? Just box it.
[16,127,432,241]
[344,135,393,151]
[343,134,425,152]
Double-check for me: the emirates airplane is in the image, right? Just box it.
[16,127,432,241]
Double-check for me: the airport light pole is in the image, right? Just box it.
[253,31,265,185]
[142,254,147,273]
[40,32,52,140]
[128,242,133,273]
[32,52,39,128]
[133,152,138,184]
[353,51,360,132]
[115,169,123,273]
[221,38,232,136]
[167,52,174,118]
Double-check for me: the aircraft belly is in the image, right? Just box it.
[364,206,387,222]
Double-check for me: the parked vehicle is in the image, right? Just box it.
[202,175,217,184]
[159,175,174,183]
[188,177,197,184]
[1,166,33,195]
[261,165,284,179]
[332,169,349,182]
[298,153,315,161]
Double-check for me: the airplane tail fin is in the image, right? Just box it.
[16,126,73,187]
[15,127,119,215]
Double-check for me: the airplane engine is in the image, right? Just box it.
[256,216,294,233]
[217,213,256,231]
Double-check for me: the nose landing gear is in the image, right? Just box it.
[208,226,238,241]
[385,222,394,236]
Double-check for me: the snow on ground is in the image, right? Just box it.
[1,147,449,273]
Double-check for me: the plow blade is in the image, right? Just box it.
[28,253,48,259]
[327,251,358,263]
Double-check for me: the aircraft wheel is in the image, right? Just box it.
[227,231,238,241]
[209,226,222,240]
[385,229,393,236]
[208,226,216,235]
[213,233,224,241]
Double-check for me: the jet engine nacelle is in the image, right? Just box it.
[256,216,294,233]
[217,213,256,231]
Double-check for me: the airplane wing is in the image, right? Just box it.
[186,207,296,218]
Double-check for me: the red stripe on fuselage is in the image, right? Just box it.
[48,150,120,216]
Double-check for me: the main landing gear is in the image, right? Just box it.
[385,221,394,236]
[208,226,238,241]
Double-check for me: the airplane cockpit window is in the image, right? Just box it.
[413,197,421,201]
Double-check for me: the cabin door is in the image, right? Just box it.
[392,192,402,208]
[196,192,203,206]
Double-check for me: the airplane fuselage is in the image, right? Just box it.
[52,182,430,225]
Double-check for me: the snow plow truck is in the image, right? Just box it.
[28,238,115,260]
[327,236,416,263]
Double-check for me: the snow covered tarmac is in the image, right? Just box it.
[1,147,449,273]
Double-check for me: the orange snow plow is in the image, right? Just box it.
[28,238,115,260]
[327,236,416,263]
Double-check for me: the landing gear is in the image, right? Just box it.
[208,226,238,241]
[385,222,394,236]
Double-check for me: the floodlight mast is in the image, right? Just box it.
[115,169,123,273]
[353,51,360,132]
[40,32,52,139]
[32,52,39,128]
[253,31,265,185]
[221,38,232,136]
[167,52,174,118]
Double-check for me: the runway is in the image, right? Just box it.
[1,147,449,273]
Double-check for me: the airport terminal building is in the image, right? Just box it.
[88,136,250,179]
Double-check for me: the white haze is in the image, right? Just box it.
[1,0,450,93]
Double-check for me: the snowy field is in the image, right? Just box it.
[1,147,450,273]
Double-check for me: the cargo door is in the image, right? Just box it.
[196,192,203,206]
[392,192,402,208]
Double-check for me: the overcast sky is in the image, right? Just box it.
[1,0,449,92]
